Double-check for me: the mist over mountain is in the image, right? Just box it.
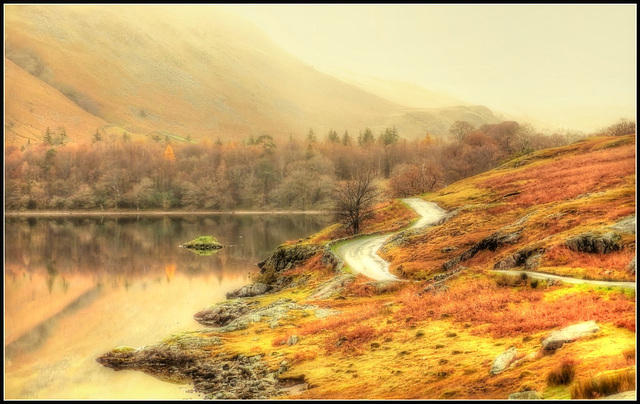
[4,5,500,145]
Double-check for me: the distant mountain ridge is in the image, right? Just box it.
[4,5,500,145]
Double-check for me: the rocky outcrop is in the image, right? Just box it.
[98,347,293,399]
[202,298,338,334]
[194,300,260,327]
[257,243,321,284]
[308,273,356,300]
[444,230,522,271]
[542,320,600,351]
[226,283,270,299]
[565,232,622,254]
[490,346,517,375]
[494,247,545,270]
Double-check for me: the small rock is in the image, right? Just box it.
[491,347,517,375]
[599,390,636,400]
[286,335,299,346]
[508,391,540,400]
[370,342,380,349]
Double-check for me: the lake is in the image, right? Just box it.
[4,213,333,399]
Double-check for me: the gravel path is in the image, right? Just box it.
[335,198,447,281]
[492,269,636,290]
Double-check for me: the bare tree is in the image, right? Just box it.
[449,120,474,143]
[334,168,382,235]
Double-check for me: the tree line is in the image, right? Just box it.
[5,120,593,220]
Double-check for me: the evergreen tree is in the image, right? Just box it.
[307,128,317,143]
[342,130,351,146]
[43,127,53,145]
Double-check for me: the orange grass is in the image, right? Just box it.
[544,245,636,275]
[281,252,334,278]
[395,278,635,337]
[359,199,418,234]
[481,143,635,208]
[570,368,636,399]
[272,303,383,347]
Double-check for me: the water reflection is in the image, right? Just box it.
[4,213,332,399]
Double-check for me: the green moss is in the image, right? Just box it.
[180,236,223,252]
[112,346,136,353]
[541,385,572,399]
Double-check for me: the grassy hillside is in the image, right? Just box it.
[97,134,636,399]
[4,5,499,146]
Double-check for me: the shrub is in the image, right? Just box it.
[546,358,577,386]
[570,368,635,399]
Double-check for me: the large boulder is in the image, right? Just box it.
[257,243,321,284]
[565,232,622,254]
[542,320,600,351]
[490,346,517,375]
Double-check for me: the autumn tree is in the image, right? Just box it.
[163,144,176,162]
[389,160,444,197]
[334,168,381,235]
[449,120,474,143]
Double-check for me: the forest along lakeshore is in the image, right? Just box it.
[3,4,636,401]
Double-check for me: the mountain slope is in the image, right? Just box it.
[325,68,469,109]
[4,5,499,145]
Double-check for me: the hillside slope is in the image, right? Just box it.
[97,134,636,400]
[4,5,499,145]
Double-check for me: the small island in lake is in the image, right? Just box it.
[180,236,223,255]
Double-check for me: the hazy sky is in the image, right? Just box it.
[226,4,636,132]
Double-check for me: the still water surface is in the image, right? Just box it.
[4,213,332,399]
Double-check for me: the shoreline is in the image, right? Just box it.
[4,210,335,217]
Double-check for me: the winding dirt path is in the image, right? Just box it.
[335,197,636,290]
[335,198,447,281]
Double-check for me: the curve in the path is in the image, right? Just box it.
[335,198,447,281]
[335,197,636,290]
